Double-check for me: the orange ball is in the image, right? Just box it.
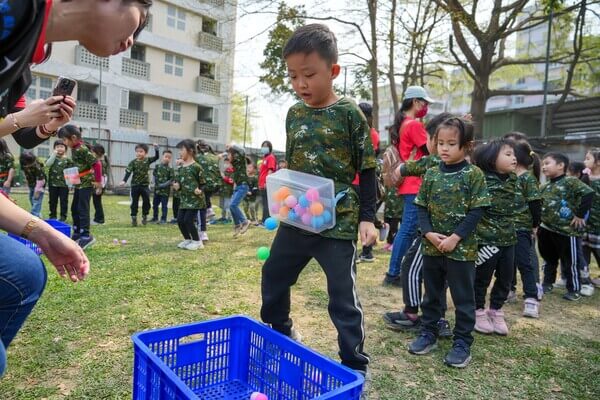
[279,206,290,218]
[278,186,291,200]
[310,202,324,216]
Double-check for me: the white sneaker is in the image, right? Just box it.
[554,278,566,288]
[177,240,191,249]
[290,327,302,343]
[206,208,215,218]
[523,298,540,318]
[580,284,594,297]
[184,240,204,250]
[200,231,209,241]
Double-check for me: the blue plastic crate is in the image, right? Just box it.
[8,219,71,256]
[132,315,364,400]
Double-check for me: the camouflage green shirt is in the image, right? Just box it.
[153,163,174,196]
[22,160,46,188]
[415,163,491,261]
[475,172,519,246]
[384,187,404,218]
[125,150,159,186]
[246,174,259,201]
[47,155,74,188]
[222,168,234,197]
[402,155,441,177]
[175,162,206,209]
[514,171,541,231]
[72,144,97,189]
[195,153,222,193]
[230,151,248,186]
[586,178,600,235]
[0,153,15,186]
[285,98,377,240]
[172,167,180,199]
[541,175,594,237]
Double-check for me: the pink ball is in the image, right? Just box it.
[305,188,320,202]
[250,393,268,400]
[121,240,127,245]
[293,204,306,217]
[301,213,312,225]
[270,203,281,214]
[284,195,298,208]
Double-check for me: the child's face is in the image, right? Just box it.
[62,137,75,148]
[436,128,465,165]
[286,51,340,108]
[247,164,255,174]
[426,135,436,155]
[178,147,190,160]
[278,161,287,169]
[55,144,66,156]
[542,157,564,178]
[162,153,172,165]
[584,152,596,170]
[496,145,517,174]
[135,148,147,159]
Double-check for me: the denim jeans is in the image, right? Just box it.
[387,194,419,277]
[0,235,47,377]
[230,183,248,225]
[28,187,44,217]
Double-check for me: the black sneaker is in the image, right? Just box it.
[358,253,375,263]
[159,220,167,225]
[131,217,138,227]
[444,340,472,368]
[383,311,421,331]
[170,218,178,224]
[142,216,148,226]
[382,273,402,287]
[71,232,81,242]
[408,332,437,355]
[437,318,453,339]
[542,284,553,294]
[149,218,158,223]
[562,291,581,301]
[78,236,96,250]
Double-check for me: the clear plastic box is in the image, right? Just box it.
[63,166,80,186]
[266,169,336,233]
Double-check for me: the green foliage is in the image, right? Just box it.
[572,34,600,93]
[258,2,306,96]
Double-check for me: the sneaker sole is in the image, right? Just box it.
[382,314,421,331]
[474,327,494,335]
[359,258,375,263]
[445,355,472,368]
[408,342,437,355]
[81,238,96,250]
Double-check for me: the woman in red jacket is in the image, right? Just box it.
[258,140,277,223]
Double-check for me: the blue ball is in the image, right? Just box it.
[287,210,297,221]
[311,216,325,229]
[298,195,310,208]
[264,217,279,231]
[322,210,332,223]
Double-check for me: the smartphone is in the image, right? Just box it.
[52,77,77,97]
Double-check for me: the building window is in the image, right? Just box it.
[164,53,183,77]
[26,75,53,102]
[130,44,146,62]
[36,143,50,158]
[162,100,181,123]
[197,105,214,123]
[517,77,525,85]
[200,61,216,79]
[167,5,186,31]
[515,96,525,105]
[77,82,101,104]
[202,17,218,36]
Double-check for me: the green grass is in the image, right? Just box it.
[1,193,599,399]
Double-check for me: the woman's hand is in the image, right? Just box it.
[45,96,76,132]
[14,96,67,127]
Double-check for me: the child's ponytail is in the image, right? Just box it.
[513,140,540,181]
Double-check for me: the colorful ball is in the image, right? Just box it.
[301,213,312,225]
[322,210,332,223]
[113,238,119,244]
[279,206,290,218]
[287,210,297,221]
[264,217,278,231]
[277,186,291,201]
[250,392,268,400]
[257,247,270,261]
[121,239,127,245]
[298,195,310,208]
[305,188,320,202]
[311,216,325,229]
[284,195,298,208]
[309,202,324,216]
[293,204,306,217]
[270,203,281,214]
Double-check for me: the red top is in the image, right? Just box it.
[32,0,52,64]
[352,128,380,185]
[14,96,26,109]
[397,117,427,195]
[259,153,277,189]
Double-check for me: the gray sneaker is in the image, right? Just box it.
[523,298,540,318]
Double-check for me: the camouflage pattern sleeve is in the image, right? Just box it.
[467,166,491,210]
[0,154,15,186]
[402,155,441,177]
[414,168,431,208]
[585,178,600,234]
[348,106,376,172]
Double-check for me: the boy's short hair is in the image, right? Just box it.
[53,139,66,149]
[543,152,569,173]
[135,143,149,153]
[163,149,172,155]
[283,24,338,65]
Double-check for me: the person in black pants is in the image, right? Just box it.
[258,140,277,223]
[45,140,73,221]
[91,144,107,224]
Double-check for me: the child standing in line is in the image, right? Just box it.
[170,157,183,224]
[0,139,15,195]
[471,139,519,335]
[539,152,594,301]
[583,148,600,288]
[172,140,205,251]
[151,150,174,224]
[20,151,46,218]
[260,24,377,375]
[243,160,260,224]
[408,118,490,368]
[195,140,223,222]
[46,139,74,221]
[119,143,159,226]
[91,144,107,225]
[228,145,251,236]
[217,158,234,223]
[58,125,102,250]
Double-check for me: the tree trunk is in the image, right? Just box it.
[368,0,379,130]
[470,83,488,139]
[388,0,399,114]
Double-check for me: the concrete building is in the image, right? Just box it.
[8,0,236,184]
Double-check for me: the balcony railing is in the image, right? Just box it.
[74,102,107,122]
[120,109,148,129]
[75,45,109,70]
[198,32,223,52]
[194,121,219,139]
[122,58,150,80]
[196,76,220,96]
[201,0,224,7]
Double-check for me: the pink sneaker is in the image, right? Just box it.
[383,243,393,252]
[488,309,509,336]
[475,308,493,334]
